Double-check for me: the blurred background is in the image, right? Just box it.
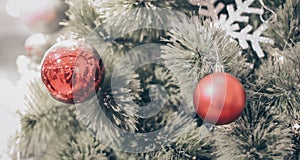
[0,0,29,82]
[0,0,31,159]
[0,0,69,158]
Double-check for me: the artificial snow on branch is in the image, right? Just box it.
[190,0,275,58]
[18,79,80,159]
[52,130,114,160]
[91,0,190,43]
[214,99,294,159]
[252,45,300,119]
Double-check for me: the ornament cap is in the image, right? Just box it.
[214,63,224,72]
[57,32,80,42]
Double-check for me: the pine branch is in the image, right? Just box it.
[113,114,213,160]
[153,65,181,107]
[213,98,294,159]
[51,130,114,160]
[264,0,300,50]
[159,122,213,159]
[92,0,191,43]
[252,45,300,119]
[64,0,104,38]
[75,89,139,150]
[251,45,300,159]
[18,79,81,159]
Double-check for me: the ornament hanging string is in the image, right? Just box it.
[214,49,224,72]
[212,43,224,73]
[259,0,277,23]
[258,0,287,63]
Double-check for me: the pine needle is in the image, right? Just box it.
[214,98,294,159]
[18,79,80,159]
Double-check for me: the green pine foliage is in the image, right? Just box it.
[17,79,81,159]
[156,122,213,160]
[264,0,300,50]
[251,45,300,159]
[11,0,300,159]
[214,98,294,159]
[94,0,194,43]
[253,45,300,119]
[53,130,115,160]
[64,0,102,38]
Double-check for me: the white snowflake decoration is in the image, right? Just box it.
[189,0,274,58]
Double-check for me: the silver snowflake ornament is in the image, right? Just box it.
[190,0,274,58]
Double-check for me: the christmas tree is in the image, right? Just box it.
[7,0,300,159]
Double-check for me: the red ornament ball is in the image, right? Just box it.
[193,72,246,125]
[41,40,105,103]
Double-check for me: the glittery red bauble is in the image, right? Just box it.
[41,40,105,103]
[193,72,246,125]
